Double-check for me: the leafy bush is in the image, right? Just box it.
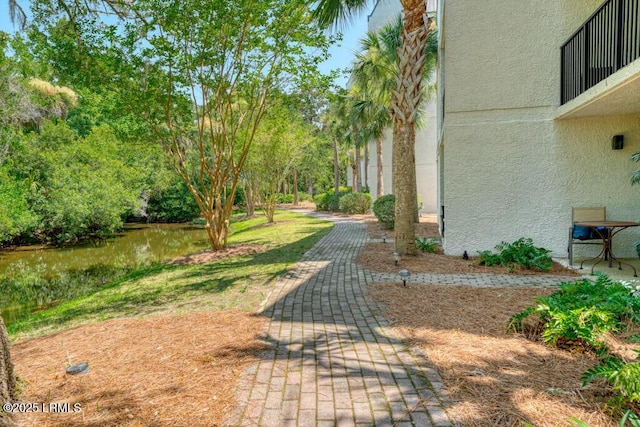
[314,190,351,211]
[509,274,640,349]
[512,273,640,415]
[477,237,552,272]
[276,193,294,204]
[298,192,313,202]
[373,194,395,228]
[416,237,439,253]
[582,354,640,406]
[147,181,201,223]
[338,192,371,214]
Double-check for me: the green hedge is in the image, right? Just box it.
[373,194,395,228]
[338,192,371,214]
[314,190,351,211]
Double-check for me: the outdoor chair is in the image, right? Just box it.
[568,206,606,265]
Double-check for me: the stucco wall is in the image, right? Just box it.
[441,0,640,258]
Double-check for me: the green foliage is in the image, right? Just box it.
[0,167,36,244]
[373,194,395,228]
[510,274,640,348]
[568,410,640,427]
[146,181,201,223]
[338,192,371,214]
[18,123,139,244]
[274,192,312,204]
[415,237,439,253]
[477,238,552,272]
[582,353,640,405]
[314,190,351,211]
[511,274,640,413]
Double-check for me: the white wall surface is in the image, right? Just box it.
[441,0,640,257]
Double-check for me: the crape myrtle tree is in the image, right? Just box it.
[314,0,435,255]
[115,0,332,250]
[245,95,313,223]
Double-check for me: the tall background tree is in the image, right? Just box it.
[107,0,332,250]
[313,0,435,255]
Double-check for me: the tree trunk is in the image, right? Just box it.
[246,181,255,217]
[391,1,430,255]
[364,141,369,192]
[354,147,360,193]
[376,136,384,197]
[307,178,313,196]
[292,168,299,206]
[1,315,15,427]
[333,138,340,194]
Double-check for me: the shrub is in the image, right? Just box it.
[275,193,294,204]
[373,194,395,228]
[147,181,201,223]
[477,237,552,272]
[338,192,371,214]
[415,237,439,253]
[314,190,351,211]
[509,274,640,349]
[581,355,640,407]
[298,191,313,202]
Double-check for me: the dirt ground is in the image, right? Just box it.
[7,210,635,426]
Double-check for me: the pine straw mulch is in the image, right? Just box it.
[361,217,580,276]
[362,216,637,426]
[168,243,268,265]
[367,284,625,426]
[11,310,267,427]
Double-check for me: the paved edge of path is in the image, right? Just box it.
[225,212,456,426]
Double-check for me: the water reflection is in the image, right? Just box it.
[0,223,209,324]
[0,223,209,274]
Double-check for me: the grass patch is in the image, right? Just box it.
[8,210,333,339]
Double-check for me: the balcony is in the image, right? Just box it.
[558,0,640,118]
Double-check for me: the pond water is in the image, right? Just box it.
[0,223,209,324]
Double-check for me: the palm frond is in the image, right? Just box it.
[312,0,372,31]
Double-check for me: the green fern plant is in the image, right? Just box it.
[478,238,552,271]
[582,352,640,405]
[415,237,439,253]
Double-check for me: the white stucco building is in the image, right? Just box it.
[365,0,439,213]
[437,0,640,258]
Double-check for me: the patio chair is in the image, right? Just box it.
[568,206,606,265]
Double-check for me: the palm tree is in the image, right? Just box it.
[350,18,398,198]
[322,91,351,195]
[314,0,435,255]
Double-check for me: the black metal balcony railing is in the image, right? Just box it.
[561,0,640,104]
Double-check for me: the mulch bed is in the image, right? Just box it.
[368,283,618,426]
[12,311,266,427]
[169,243,268,265]
[361,216,636,427]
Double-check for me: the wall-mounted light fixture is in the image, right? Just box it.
[612,134,624,150]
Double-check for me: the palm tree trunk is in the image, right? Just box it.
[364,141,369,192]
[376,136,384,197]
[354,147,361,192]
[333,138,340,194]
[392,1,430,256]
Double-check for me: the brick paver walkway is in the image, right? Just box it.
[226,215,454,426]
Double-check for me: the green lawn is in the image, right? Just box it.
[8,210,333,339]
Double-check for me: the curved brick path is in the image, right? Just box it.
[226,215,454,426]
